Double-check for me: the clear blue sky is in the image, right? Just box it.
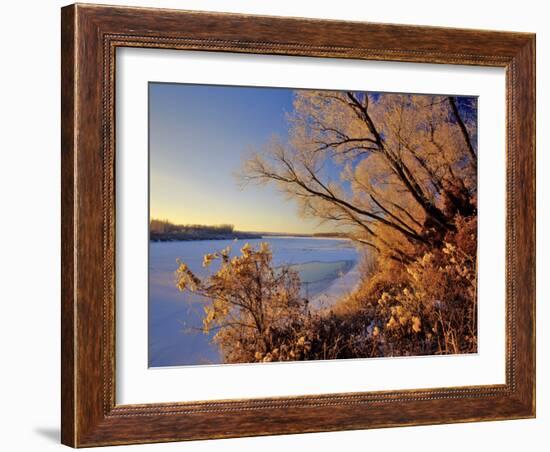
[149,82,336,234]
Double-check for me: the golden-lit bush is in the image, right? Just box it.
[175,242,310,363]
[339,215,477,357]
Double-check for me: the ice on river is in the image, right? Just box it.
[148,237,361,367]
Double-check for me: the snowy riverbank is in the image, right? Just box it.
[148,236,362,367]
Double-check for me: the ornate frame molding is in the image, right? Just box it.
[62,4,535,447]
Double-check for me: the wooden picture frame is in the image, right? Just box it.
[61,3,535,447]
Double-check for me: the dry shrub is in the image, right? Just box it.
[340,215,477,357]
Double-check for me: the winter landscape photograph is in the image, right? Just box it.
[148,82,478,367]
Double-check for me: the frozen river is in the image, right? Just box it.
[148,237,360,367]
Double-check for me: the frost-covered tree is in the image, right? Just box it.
[243,91,477,262]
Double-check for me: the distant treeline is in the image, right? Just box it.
[150,219,261,242]
[311,232,349,238]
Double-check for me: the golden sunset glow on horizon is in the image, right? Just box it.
[149,84,337,235]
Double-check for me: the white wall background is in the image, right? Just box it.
[0,1,545,450]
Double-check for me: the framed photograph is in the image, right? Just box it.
[61,3,535,447]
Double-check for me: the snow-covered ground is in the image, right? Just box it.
[310,260,361,310]
[148,237,361,367]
